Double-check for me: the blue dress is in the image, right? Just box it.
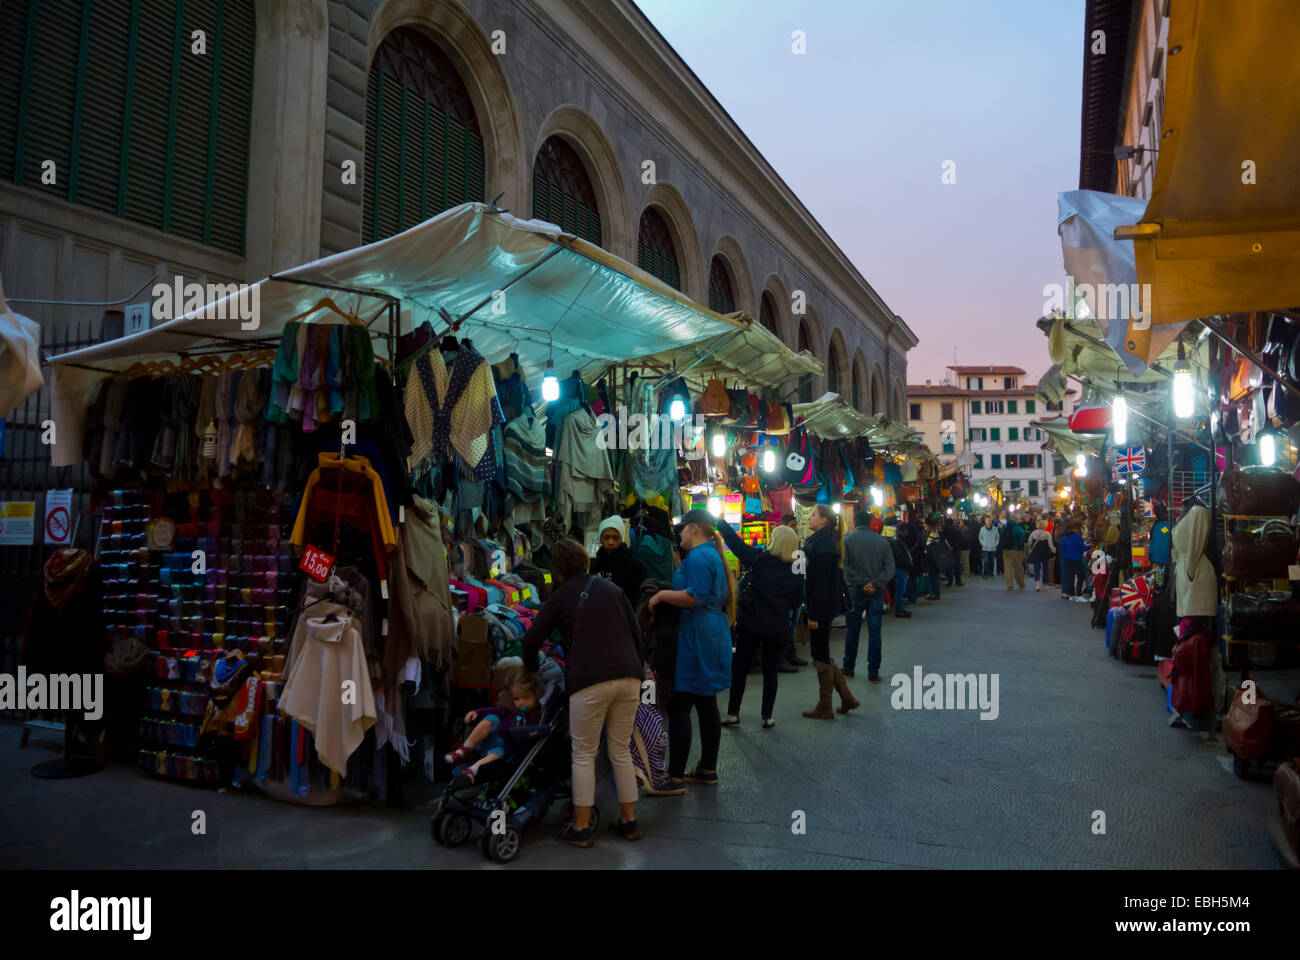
[672,544,732,695]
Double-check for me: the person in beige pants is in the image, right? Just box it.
[522,538,648,847]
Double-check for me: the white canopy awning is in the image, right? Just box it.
[48,203,748,465]
[645,317,822,392]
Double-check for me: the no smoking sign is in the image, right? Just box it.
[44,490,74,546]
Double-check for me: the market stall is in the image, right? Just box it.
[30,202,775,807]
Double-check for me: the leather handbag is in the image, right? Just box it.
[1276,760,1300,864]
[701,376,730,417]
[1218,466,1300,516]
[1225,591,1300,638]
[765,400,791,436]
[1222,521,1298,577]
[724,388,752,426]
[1224,687,1273,760]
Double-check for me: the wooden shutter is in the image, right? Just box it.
[0,0,253,255]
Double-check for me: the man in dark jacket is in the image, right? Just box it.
[841,509,895,681]
[942,517,964,587]
[965,516,983,577]
[888,521,913,619]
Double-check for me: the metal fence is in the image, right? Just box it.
[1,322,98,713]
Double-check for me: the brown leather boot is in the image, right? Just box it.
[830,662,860,713]
[802,662,835,719]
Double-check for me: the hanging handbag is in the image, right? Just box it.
[781,427,815,485]
[701,376,730,417]
[724,388,753,426]
[765,400,791,436]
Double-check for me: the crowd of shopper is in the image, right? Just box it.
[513,500,1109,849]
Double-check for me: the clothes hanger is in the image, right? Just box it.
[286,296,363,326]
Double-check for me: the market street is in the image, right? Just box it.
[2,575,1288,870]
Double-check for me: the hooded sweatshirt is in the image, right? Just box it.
[977,524,1000,552]
[1172,505,1217,617]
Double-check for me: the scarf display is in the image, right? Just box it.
[553,407,615,530]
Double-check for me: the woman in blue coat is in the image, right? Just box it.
[648,508,735,790]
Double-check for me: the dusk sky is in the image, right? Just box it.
[638,0,1085,387]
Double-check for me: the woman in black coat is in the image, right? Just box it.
[717,518,804,728]
[801,505,859,719]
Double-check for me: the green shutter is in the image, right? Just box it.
[1009,427,1018,441]
[0,0,251,254]
[365,67,486,244]
[1025,400,1035,414]
[1007,400,1017,414]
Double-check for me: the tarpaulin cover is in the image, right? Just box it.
[1068,406,1111,433]
[1057,189,1150,376]
[47,203,745,465]
[648,317,822,392]
[1125,0,1300,364]
[1032,418,1102,461]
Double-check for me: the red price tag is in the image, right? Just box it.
[299,545,335,583]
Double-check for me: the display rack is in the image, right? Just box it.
[1221,514,1298,671]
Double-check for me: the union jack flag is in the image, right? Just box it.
[1115,446,1145,474]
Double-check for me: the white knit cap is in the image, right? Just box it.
[598,515,626,541]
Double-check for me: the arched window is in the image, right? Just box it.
[708,256,736,314]
[759,292,779,335]
[797,321,813,403]
[532,135,601,245]
[827,339,843,396]
[852,366,862,410]
[637,207,680,290]
[364,26,485,243]
[0,0,256,254]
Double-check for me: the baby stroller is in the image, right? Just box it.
[430,692,594,863]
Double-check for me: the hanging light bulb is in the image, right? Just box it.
[706,496,722,517]
[1074,453,1087,477]
[1112,395,1128,446]
[946,507,953,515]
[831,502,842,514]
[870,486,883,507]
[1260,432,1276,466]
[1172,342,1194,419]
[762,448,776,473]
[710,432,726,458]
[541,358,560,403]
[669,397,686,421]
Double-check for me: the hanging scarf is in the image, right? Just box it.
[287,323,309,419]
[173,374,199,480]
[44,548,92,614]
[229,367,264,466]
[269,321,301,422]
[299,325,323,432]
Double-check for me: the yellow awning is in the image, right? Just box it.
[1122,0,1300,365]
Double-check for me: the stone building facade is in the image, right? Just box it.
[1,0,914,413]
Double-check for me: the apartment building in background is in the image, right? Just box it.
[942,366,1075,508]
[907,381,970,473]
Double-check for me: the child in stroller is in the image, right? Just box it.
[431,685,584,863]
[443,669,543,782]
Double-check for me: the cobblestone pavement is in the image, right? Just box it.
[1,574,1293,869]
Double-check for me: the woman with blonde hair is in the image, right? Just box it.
[648,509,735,789]
[715,517,804,728]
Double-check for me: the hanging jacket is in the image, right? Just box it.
[1172,505,1217,617]
[290,451,397,554]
